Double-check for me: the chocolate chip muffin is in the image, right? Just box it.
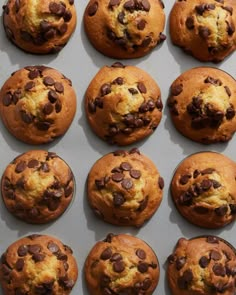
[171,151,236,228]
[85,62,163,145]
[0,234,78,294]
[83,0,166,59]
[85,233,160,295]
[0,65,76,144]
[169,0,236,62]
[2,0,77,54]
[87,148,164,227]
[1,150,75,224]
[167,236,236,295]
[168,67,236,144]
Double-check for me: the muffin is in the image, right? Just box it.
[169,0,236,62]
[0,65,77,144]
[85,233,160,295]
[85,62,163,145]
[167,236,236,295]
[87,148,164,227]
[171,151,236,228]
[2,0,77,54]
[168,67,236,144]
[83,0,166,59]
[1,150,75,224]
[0,234,78,294]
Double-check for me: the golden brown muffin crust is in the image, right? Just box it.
[171,152,236,228]
[169,0,236,62]
[83,0,166,59]
[2,0,77,54]
[1,150,74,224]
[87,148,164,227]
[85,62,163,146]
[0,65,77,144]
[168,67,236,144]
[167,236,236,295]
[0,234,78,295]
[85,233,160,295]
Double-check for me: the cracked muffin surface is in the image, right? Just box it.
[168,67,236,144]
[169,0,236,62]
[87,148,164,227]
[0,65,76,144]
[171,152,236,228]
[83,0,166,59]
[1,150,75,224]
[0,234,78,294]
[2,0,77,54]
[85,62,163,146]
[167,236,236,295]
[85,233,160,295]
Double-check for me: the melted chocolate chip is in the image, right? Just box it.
[100,247,112,260]
[49,2,65,16]
[88,1,98,16]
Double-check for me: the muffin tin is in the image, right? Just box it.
[0,1,235,294]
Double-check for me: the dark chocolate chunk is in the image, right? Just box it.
[63,10,72,22]
[199,256,209,268]
[210,250,222,261]
[17,245,28,257]
[137,19,146,30]
[88,1,98,15]
[48,90,58,103]
[113,192,125,207]
[24,81,35,91]
[28,244,41,254]
[43,76,55,86]
[112,173,124,182]
[113,260,125,273]
[137,82,147,93]
[179,174,191,185]
[121,178,133,190]
[130,169,141,179]
[32,253,45,262]
[213,263,226,276]
[100,247,112,260]
[136,249,146,260]
[15,161,27,173]
[138,262,148,273]
[101,83,111,96]
[207,236,219,244]
[43,102,54,115]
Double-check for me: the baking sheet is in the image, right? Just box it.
[0,1,235,294]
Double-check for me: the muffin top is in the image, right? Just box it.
[2,0,77,54]
[167,236,236,295]
[0,234,78,295]
[0,65,77,144]
[169,0,236,62]
[83,0,166,58]
[85,233,160,295]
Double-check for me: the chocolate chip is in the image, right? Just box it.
[140,0,150,11]
[186,16,194,29]
[35,121,51,131]
[17,245,28,257]
[42,102,53,115]
[104,233,114,243]
[130,169,141,179]
[227,22,235,35]
[178,269,193,289]
[101,247,112,260]
[2,263,11,275]
[32,253,45,262]
[199,256,209,268]
[15,161,27,173]
[179,174,191,185]
[113,260,125,273]
[48,90,58,103]
[111,62,125,68]
[138,262,148,273]
[48,199,60,211]
[88,1,98,16]
[27,159,39,168]
[210,250,222,261]
[47,242,59,253]
[3,93,12,106]
[20,30,32,42]
[204,76,222,86]
[58,23,68,35]
[119,162,131,171]
[110,253,122,261]
[156,97,163,110]
[158,177,164,189]
[199,26,211,39]
[136,249,146,260]
[230,204,236,214]
[215,205,228,216]
[224,86,231,97]
[28,69,39,80]
[41,162,50,172]
[16,259,24,271]
[13,90,22,104]
[101,83,111,96]
[124,0,135,11]
[226,106,235,120]
[171,84,183,96]
[201,179,212,190]
[112,173,124,182]
[179,192,192,206]
[43,76,55,86]
[109,0,121,8]
[117,11,125,24]
[101,275,111,287]
[40,20,52,32]
[201,168,215,175]
[49,2,65,16]
[65,186,73,197]
[137,19,146,30]
[121,178,133,190]
[213,264,226,276]
[55,100,62,113]
[113,192,125,207]
[142,278,152,290]
[129,148,140,155]
[128,88,138,94]
[207,236,219,244]
[28,244,41,254]
[137,82,147,93]
[212,180,221,188]
[59,276,75,289]
[223,6,233,15]
[63,10,72,22]
[24,81,35,91]
[95,177,107,189]
[176,257,186,270]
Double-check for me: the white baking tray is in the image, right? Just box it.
[0,1,235,294]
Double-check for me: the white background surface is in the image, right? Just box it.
[0,1,235,294]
